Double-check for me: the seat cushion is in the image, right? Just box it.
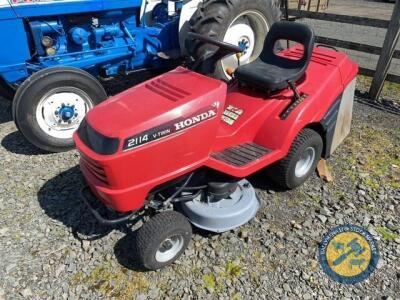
[235,58,304,92]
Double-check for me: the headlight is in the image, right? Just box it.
[77,119,119,155]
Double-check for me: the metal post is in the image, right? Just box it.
[369,0,400,100]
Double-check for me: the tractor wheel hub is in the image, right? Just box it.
[35,87,93,139]
[58,104,77,122]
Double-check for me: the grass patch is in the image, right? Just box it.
[357,75,400,103]
[202,274,216,290]
[342,126,400,189]
[202,260,244,293]
[226,261,242,278]
[375,227,398,241]
[71,262,149,299]
[230,292,242,300]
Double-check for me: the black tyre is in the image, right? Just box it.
[0,77,16,101]
[187,0,281,80]
[136,211,192,270]
[268,128,323,189]
[12,67,107,152]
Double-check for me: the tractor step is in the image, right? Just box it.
[211,143,271,167]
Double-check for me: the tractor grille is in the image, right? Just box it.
[211,143,271,167]
[145,78,191,102]
[80,155,108,185]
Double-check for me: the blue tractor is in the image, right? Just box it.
[0,0,281,152]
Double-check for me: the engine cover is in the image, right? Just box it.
[75,67,227,212]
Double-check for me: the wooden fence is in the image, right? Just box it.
[286,0,400,100]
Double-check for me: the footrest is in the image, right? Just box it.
[211,143,271,167]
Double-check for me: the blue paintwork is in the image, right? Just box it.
[0,18,31,82]
[9,0,143,18]
[0,0,183,85]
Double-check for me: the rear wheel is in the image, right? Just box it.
[187,0,281,81]
[268,128,323,189]
[12,67,107,152]
[136,211,192,270]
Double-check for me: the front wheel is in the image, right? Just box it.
[12,67,107,152]
[136,211,192,270]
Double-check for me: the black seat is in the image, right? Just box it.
[235,21,315,92]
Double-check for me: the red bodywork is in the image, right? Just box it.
[74,46,358,213]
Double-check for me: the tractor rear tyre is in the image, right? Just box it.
[0,77,16,101]
[267,128,323,189]
[12,67,107,152]
[136,211,192,270]
[187,0,281,81]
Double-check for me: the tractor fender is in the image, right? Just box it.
[179,0,203,55]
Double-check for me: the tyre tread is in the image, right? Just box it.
[187,0,281,79]
[270,128,322,189]
[136,211,192,270]
[12,67,107,152]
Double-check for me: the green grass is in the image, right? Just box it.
[202,274,216,290]
[375,226,399,241]
[202,260,243,293]
[226,261,242,278]
[357,75,400,103]
[70,262,149,299]
[341,125,400,190]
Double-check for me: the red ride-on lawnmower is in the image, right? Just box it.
[75,21,358,270]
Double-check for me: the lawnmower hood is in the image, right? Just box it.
[76,67,227,155]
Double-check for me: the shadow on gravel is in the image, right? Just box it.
[113,221,217,272]
[355,91,400,116]
[39,165,286,271]
[39,166,150,271]
[248,169,287,192]
[0,98,12,124]
[114,233,144,271]
[38,166,114,240]
[1,131,48,155]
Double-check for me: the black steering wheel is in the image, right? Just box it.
[187,32,244,55]
[186,32,245,75]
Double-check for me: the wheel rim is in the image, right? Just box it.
[295,147,316,178]
[155,235,185,263]
[35,87,94,139]
[221,10,270,79]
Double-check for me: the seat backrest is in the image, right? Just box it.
[260,21,315,72]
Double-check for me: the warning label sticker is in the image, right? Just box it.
[222,105,244,126]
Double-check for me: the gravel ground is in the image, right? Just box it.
[0,90,399,300]
[327,0,395,20]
